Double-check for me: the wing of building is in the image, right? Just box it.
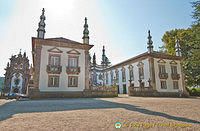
[90,31,189,97]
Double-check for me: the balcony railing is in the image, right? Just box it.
[171,74,180,80]
[46,65,62,74]
[66,66,80,74]
[159,73,168,79]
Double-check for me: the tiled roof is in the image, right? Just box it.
[45,37,83,45]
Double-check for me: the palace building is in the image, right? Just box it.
[26,8,189,98]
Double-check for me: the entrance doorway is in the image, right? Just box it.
[123,84,127,94]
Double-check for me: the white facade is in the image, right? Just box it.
[154,58,183,92]
[93,53,185,94]
[39,45,86,92]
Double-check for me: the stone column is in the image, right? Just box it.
[149,57,156,90]
[34,43,42,89]
[138,79,142,91]
[84,50,90,90]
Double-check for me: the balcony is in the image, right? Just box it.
[171,74,180,80]
[46,65,62,74]
[159,73,168,79]
[66,66,80,74]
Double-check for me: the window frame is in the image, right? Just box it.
[171,66,178,74]
[48,54,61,66]
[159,65,166,74]
[138,67,144,79]
[48,75,59,87]
[173,81,179,89]
[160,80,167,89]
[68,55,79,67]
[68,76,78,87]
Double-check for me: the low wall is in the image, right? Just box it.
[129,87,190,97]
[28,88,118,99]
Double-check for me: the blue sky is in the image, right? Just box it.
[0,0,194,76]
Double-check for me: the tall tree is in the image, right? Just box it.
[159,1,200,87]
[191,0,200,25]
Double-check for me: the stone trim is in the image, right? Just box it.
[28,88,118,99]
[67,49,81,55]
[85,50,90,90]
[149,57,156,90]
[157,59,166,64]
[105,52,182,71]
[47,47,63,53]
[170,60,177,65]
[34,43,42,89]
[32,37,93,51]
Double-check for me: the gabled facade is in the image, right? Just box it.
[28,9,117,98]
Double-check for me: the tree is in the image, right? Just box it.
[191,1,200,25]
[159,1,200,87]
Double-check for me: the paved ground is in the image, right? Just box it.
[0,95,199,131]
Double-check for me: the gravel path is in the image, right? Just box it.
[0,95,199,131]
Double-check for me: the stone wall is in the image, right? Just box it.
[129,87,190,97]
[28,88,118,99]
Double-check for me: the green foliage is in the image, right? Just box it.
[191,0,200,25]
[159,1,200,87]
[187,87,200,96]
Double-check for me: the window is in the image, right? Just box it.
[139,67,144,79]
[99,73,102,80]
[173,81,179,89]
[48,75,59,87]
[106,73,108,84]
[68,76,78,87]
[129,70,134,80]
[141,82,144,87]
[159,65,166,74]
[49,54,60,66]
[171,66,177,74]
[122,70,126,82]
[161,81,167,89]
[111,72,113,84]
[116,73,119,83]
[68,56,78,67]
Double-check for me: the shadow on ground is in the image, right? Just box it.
[0,98,199,124]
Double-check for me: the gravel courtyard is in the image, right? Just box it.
[0,95,199,131]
